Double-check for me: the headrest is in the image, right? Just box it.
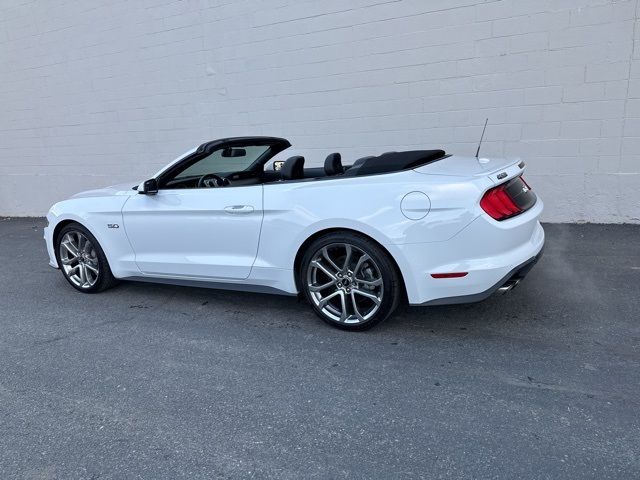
[324,152,343,176]
[281,155,305,180]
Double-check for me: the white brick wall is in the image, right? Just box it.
[0,0,638,222]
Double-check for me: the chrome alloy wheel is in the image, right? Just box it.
[306,243,384,324]
[59,231,100,289]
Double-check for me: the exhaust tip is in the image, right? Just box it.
[497,279,520,294]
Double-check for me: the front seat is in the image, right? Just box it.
[281,155,305,180]
[324,152,344,176]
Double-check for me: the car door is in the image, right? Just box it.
[122,185,263,280]
[118,138,293,280]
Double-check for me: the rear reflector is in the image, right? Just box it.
[431,272,468,278]
[480,175,536,221]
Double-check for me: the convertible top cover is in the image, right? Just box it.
[349,149,446,176]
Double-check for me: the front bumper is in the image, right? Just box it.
[43,215,59,268]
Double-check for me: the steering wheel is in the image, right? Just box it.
[198,173,229,188]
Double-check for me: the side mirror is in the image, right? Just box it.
[140,178,158,195]
[273,160,285,171]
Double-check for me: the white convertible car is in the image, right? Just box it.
[44,136,544,330]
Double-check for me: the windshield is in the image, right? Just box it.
[171,145,271,181]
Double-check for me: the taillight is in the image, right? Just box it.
[480,176,536,221]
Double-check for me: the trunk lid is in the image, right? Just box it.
[413,155,522,178]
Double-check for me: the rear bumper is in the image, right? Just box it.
[393,198,545,305]
[420,246,543,305]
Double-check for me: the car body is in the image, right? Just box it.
[44,136,544,330]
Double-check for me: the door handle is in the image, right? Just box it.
[224,205,254,214]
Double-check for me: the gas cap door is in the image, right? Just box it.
[400,191,431,220]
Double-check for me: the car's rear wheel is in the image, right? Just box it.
[55,223,118,293]
[300,232,402,331]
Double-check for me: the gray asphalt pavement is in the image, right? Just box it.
[0,218,638,479]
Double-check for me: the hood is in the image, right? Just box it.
[70,182,139,199]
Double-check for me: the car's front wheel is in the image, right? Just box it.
[55,223,118,293]
[300,232,402,331]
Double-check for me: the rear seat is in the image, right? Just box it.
[343,156,374,176]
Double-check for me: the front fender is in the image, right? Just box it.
[45,209,101,268]
[44,197,139,278]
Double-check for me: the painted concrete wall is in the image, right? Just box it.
[1,0,639,221]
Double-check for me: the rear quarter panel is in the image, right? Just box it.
[257,171,491,295]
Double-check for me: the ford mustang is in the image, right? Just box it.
[44,136,544,330]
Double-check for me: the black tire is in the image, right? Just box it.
[299,231,402,331]
[55,222,118,293]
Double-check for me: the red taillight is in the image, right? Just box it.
[480,181,523,220]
